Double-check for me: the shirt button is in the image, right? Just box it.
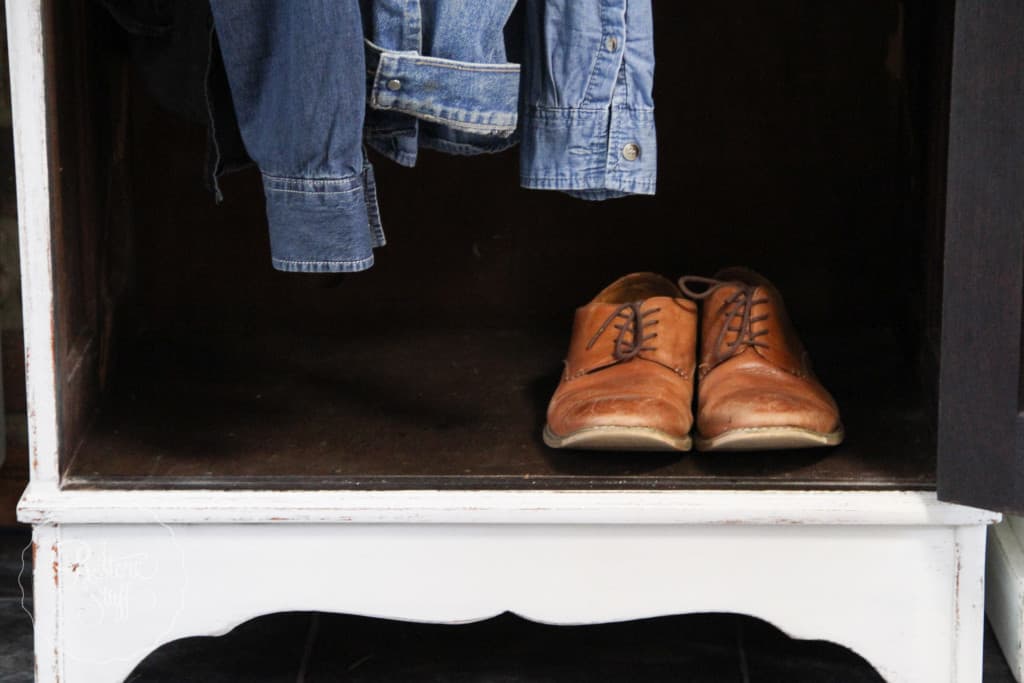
[605,36,618,52]
[621,143,640,161]
[386,79,402,92]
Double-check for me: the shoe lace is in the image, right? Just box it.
[678,276,770,365]
[585,301,661,362]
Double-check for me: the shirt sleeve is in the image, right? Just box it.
[209,0,385,273]
[519,0,657,200]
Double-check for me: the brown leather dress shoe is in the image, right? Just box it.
[679,267,843,451]
[544,273,697,451]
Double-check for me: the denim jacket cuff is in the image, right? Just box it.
[261,165,385,273]
[519,106,657,199]
[365,40,520,137]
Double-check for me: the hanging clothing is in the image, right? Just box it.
[520,0,657,200]
[362,0,523,167]
[209,0,658,273]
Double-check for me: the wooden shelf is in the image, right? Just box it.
[63,325,935,491]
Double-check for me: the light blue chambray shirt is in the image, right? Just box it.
[212,0,656,273]
[520,0,657,200]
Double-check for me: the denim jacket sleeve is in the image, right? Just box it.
[519,0,657,199]
[362,0,522,168]
[209,0,385,273]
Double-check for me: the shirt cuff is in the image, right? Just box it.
[261,164,385,273]
[365,40,520,137]
[519,106,657,200]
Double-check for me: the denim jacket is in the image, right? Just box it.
[210,0,656,273]
[521,0,657,200]
[362,0,523,167]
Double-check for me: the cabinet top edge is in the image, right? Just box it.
[16,485,1001,526]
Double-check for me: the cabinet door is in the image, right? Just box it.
[937,0,1024,512]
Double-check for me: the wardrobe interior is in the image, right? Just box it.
[46,0,952,490]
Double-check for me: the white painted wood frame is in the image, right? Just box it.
[4,1,1002,682]
[6,0,59,489]
[987,518,1024,682]
[23,492,998,683]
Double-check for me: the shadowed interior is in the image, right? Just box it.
[55,0,947,490]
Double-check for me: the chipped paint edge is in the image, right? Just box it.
[16,486,1002,526]
[951,525,987,682]
[32,525,61,682]
[6,0,60,484]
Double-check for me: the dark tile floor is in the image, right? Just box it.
[0,528,1017,682]
[0,529,36,682]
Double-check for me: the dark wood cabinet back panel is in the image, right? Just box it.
[124,1,911,335]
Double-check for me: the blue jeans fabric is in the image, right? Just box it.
[362,0,523,167]
[520,0,657,200]
[210,0,385,273]
[210,0,655,273]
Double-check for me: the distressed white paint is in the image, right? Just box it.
[38,520,988,683]
[954,525,988,681]
[987,518,1024,681]
[16,486,1001,526]
[19,489,997,681]
[5,0,60,484]
[31,525,61,683]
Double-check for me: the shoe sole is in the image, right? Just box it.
[543,424,693,452]
[695,425,845,452]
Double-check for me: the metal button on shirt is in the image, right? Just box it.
[386,79,402,91]
[605,36,618,52]
[621,143,640,161]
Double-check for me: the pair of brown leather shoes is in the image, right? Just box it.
[543,268,843,452]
